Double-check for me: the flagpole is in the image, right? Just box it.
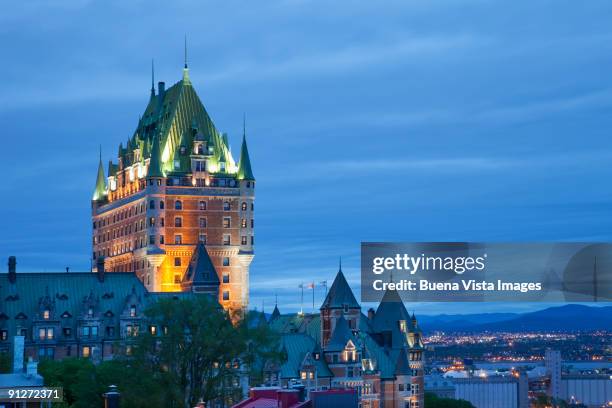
[312,282,315,312]
[299,283,304,315]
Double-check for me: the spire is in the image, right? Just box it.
[339,256,342,272]
[150,59,155,98]
[184,34,188,69]
[147,134,164,178]
[93,146,107,201]
[237,116,255,180]
[182,35,191,84]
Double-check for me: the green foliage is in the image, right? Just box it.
[425,392,476,408]
[37,296,281,408]
[0,351,11,373]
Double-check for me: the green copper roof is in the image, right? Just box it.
[147,134,164,178]
[320,270,359,310]
[93,156,107,200]
[237,133,255,181]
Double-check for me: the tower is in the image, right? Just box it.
[319,263,360,347]
[91,61,255,312]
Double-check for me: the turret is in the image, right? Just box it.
[147,134,164,179]
[92,152,107,201]
[320,260,361,347]
[237,132,255,181]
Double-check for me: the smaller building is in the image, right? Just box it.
[232,387,358,408]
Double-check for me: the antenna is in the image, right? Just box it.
[243,113,246,138]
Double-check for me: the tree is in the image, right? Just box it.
[425,392,476,408]
[37,296,281,407]
[134,295,282,407]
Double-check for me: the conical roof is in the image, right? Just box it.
[320,269,359,310]
[237,134,255,180]
[271,304,281,321]
[185,243,220,287]
[92,156,106,200]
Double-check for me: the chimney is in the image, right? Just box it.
[276,389,300,408]
[103,385,121,408]
[12,335,24,373]
[157,81,165,101]
[97,257,105,282]
[367,308,375,320]
[8,256,16,283]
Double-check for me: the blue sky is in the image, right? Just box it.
[1,1,612,314]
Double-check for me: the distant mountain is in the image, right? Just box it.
[419,305,612,333]
[418,313,517,332]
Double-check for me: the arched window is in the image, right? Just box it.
[149,200,155,210]
[175,200,182,210]
[199,200,206,210]
[160,201,165,209]
[241,202,247,211]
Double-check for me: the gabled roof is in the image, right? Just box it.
[185,243,220,287]
[320,270,359,310]
[279,333,333,379]
[325,315,354,352]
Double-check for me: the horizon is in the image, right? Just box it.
[2,1,612,314]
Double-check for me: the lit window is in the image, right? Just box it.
[43,309,50,320]
[130,305,136,317]
[149,325,157,336]
[241,219,247,228]
[241,202,247,211]
[223,217,231,228]
[82,346,91,358]
[241,236,247,245]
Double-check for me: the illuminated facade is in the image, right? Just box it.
[91,63,255,311]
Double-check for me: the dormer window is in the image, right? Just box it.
[130,305,136,317]
[197,145,204,155]
[87,308,94,318]
[220,162,226,172]
[180,146,187,155]
[43,309,50,320]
